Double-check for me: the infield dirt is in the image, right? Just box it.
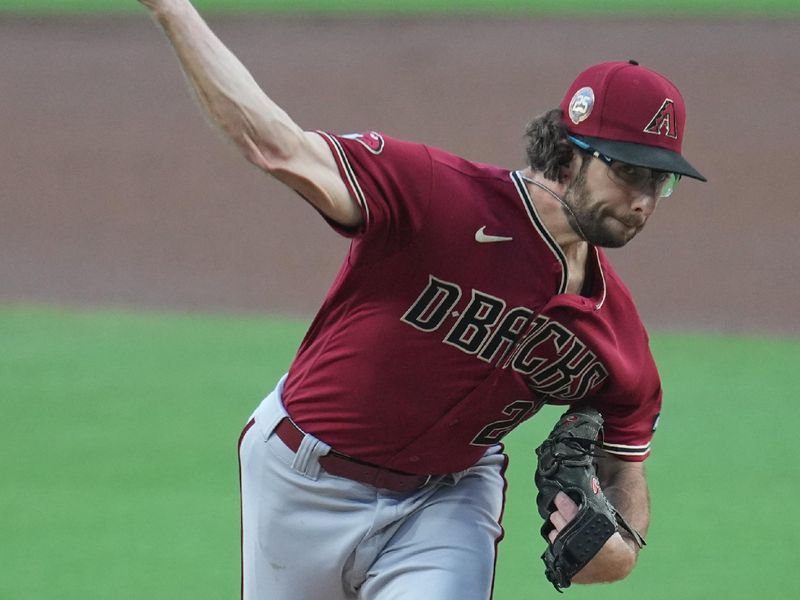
[2,16,797,334]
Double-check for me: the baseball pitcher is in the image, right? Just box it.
[137,1,706,598]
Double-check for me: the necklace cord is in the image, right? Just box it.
[520,174,588,242]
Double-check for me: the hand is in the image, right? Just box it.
[546,490,578,543]
[547,491,637,583]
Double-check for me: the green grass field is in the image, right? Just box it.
[2,0,799,16]
[2,305,798,599]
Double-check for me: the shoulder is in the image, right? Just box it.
[320,131,428,161]
[425,143,511,183]
[595,249,650,333]
[596,250,636,304]
[322,131,510,180]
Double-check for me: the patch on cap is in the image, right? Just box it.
[568,86,595,125]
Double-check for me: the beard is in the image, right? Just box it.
[561,162,641,248]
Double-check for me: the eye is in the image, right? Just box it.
[653,172,670,185]
[612,163,647,184]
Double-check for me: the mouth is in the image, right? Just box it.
[618,216,646,230]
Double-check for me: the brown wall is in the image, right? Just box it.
[2,16,798,334]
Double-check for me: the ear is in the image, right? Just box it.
[558,150,583,185]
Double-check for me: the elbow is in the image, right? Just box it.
[188,80,304,175]
[235,120,303,175]
[236,132,286,173]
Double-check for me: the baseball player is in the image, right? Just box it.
[138,1,706,598]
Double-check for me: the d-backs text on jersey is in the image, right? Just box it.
[401,275,609,401]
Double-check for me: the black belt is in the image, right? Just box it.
[274,417,433,493]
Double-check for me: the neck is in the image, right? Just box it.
[519,169,587,251]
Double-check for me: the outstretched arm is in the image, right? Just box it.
[138,0,361,227]
[547,456,649,584]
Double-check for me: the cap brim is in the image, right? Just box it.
[578,135,707,182]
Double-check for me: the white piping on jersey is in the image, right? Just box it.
[601,441,651,456]
[522,176,590,243]
[511,171,608,310]
[592,246,608,310]
[315,131,371,223]
[510,171,568,294]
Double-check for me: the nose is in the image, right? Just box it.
[631,190,658,218]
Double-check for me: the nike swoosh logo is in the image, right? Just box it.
[475,226,513,243]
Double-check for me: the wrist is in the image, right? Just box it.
[618,526,645,554]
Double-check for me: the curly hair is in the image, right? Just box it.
[523,109,574,183]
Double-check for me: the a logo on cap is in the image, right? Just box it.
[568,87,595,125]
[644,98,678,140]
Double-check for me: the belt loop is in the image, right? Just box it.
[257,373,290,442]
[449,469,467,486]
[291,433,331,480]
[259,412,285,443]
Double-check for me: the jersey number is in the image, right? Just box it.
[472,400,537,446]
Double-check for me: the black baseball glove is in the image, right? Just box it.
[534,406,645,591]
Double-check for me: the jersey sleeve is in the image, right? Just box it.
[593,373,662,462]
[315,131,434,262]
[584,261,663,462]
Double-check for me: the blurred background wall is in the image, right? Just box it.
[1,11,798,335]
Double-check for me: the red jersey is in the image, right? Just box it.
[281,132,662,475]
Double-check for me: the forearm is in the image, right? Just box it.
[602,461,650,546]
[143,0,303,168]
[572,459,649,584]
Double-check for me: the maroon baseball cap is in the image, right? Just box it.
[560,60,706,181]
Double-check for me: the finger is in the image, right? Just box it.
[549,510,568,532]
[554,491,579,520]
[548,528,558,544]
